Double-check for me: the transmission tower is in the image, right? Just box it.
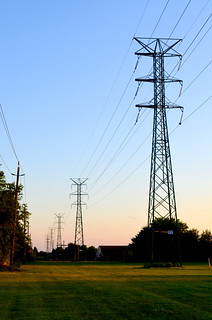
[55,214,64,248]
[46,234,50,253]
[134,37,183,264]
[70,178,88,251]
[49,227,54,251]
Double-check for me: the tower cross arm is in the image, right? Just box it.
[70,178,88,185]
[133,37,154,55]
[133,37,182,56]
[162,39,182,55]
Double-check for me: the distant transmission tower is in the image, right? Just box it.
[134,37,183,264]
[55,214,64,248]
[46,234,50,253]
[49,227,54,251]
[70,178,88,251]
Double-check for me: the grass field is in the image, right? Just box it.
[0,262,211,320]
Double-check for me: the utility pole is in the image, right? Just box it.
[11,161,24,265]
[55,214,64,248]
[134,38,183,264]
[70,178,88,260]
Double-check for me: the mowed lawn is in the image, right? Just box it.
[0,262,211,320]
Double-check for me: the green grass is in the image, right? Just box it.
[0,262,211,320]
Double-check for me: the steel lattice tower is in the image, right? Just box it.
[55,214,64,248]
[70,178,88,249]
[49,227,54,251]
[46,234,50,253]
[134,38,183,263]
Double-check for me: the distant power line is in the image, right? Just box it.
[0,104,19,162]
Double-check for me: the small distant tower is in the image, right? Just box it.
[55,214,64,248]
[70,178,88,255]
[46,234,50,253]
[49,227,54,251]
[134,37,183,264]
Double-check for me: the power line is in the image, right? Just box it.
[0,154,12,175]
[168,0,192,39]
[79,66,136,177]
[88,155,150,209]
[80,69,136,177]
[167,12,212,82]
[85,92,151,185]
[183,0,211,39]
[168,95,212,136]
[75,44,134,174]
[0,104,19,162]
[181,58,212,96]
[182,95,212,124]
[133,0,151,36]
[87,109,151,194]
[85,94,135,178]
[182,17,212,66]
[89,129,152,197]
[87,124,136,193]
[150,0,170,38]
[184,13,212,56]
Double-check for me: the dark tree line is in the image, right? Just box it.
[0,171,32,267]
[128,218,212,263]
[47,244,97,261]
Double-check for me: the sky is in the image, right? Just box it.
[0,0,211,251]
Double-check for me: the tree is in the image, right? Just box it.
[129,218,185,263]
[0,170,31,266]
[0,171,16,266]
[86,246,97,261]
[199,230,212,262]
[52,247,65,261]
[128,218,210,263]
[64,243,77,261]
[16,203,32,262]
[180,228,200,262]
[128,227,149,262]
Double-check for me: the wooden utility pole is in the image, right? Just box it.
[10,161,20,265]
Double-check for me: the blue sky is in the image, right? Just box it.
[0,0,211,251]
